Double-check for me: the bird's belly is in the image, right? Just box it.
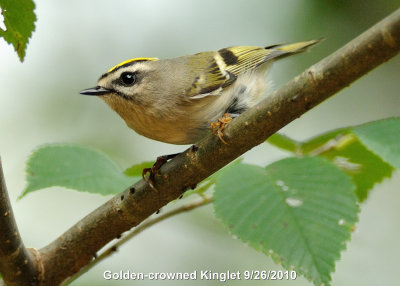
[126,112,208,145]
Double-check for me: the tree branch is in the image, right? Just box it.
[6,8,400,286]
[0,158,40,285]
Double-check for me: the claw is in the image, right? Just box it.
[210,113,232,144]
[142,153,180,189]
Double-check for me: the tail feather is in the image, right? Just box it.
[264,39,322,61]
[222,40,321,76]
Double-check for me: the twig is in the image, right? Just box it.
[63,196,213,285]
[0,158,40,285]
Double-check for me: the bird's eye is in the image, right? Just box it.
[120,72,136,86]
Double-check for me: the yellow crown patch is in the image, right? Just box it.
[108,57,159,72]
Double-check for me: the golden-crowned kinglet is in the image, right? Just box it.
[80,40,319,144]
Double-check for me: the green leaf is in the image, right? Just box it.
[267,119,399,202]
[300,128,393,202]
[0,0,36,61]
[353,117,400,169]
[214,157,359,286]
[266,133,301,153]
[124,161,154,177]
[21,144,136,198]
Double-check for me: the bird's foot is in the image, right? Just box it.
[142,153,180,189]
[210,113,233,144]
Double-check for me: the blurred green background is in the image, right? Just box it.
[1,0,399,285]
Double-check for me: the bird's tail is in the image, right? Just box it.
[264,39,322,60]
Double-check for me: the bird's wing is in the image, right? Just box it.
[186,40,320,98]
[186,46,270,98]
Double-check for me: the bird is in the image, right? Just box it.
[80,40,319,144]
[80,40,320,185]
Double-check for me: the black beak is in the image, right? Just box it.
[80,86,111,96]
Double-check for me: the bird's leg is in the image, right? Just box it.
[210,113,239,144]
[142,153,181,189]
